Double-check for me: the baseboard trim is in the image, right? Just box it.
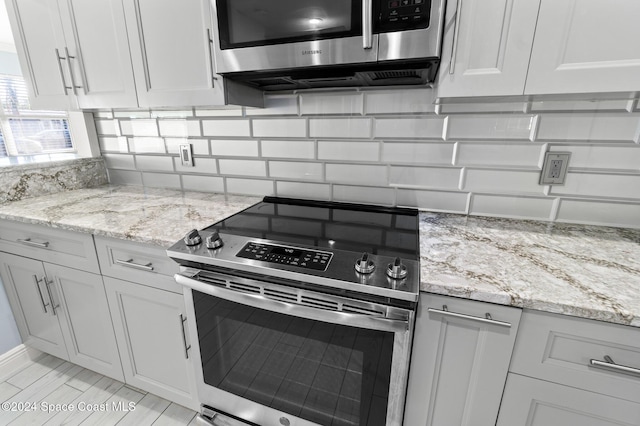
[0,344,44,382]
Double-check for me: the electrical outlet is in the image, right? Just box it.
[179,144,194,167]
[540,152,570,185]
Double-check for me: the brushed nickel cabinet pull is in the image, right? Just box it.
[33,275,49,313]
[55,48,72,93]
[179,314,191,359]
[115,258,154,271]
[65,47,84,94]
[590,355,640,377]
[428,305,512,328]
[17,238,50,248]
[44,277,59,316]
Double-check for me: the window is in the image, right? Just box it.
[0,74,75,165]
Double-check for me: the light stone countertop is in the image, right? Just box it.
[0,185,638,328]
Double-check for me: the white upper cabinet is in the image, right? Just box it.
[437,0,540,97]
[123,0,224,108]
[6,0,75,110]
[438,0,640,97]
[57,0,139,108]
[525,0,640,95]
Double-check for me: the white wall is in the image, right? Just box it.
[95,88,640,229]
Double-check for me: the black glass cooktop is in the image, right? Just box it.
[204,197,419,260]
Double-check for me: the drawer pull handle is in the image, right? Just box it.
[33,275,50,313]
[590,355,640,377]
[179,314,191,359]
[428,305,512,328]
[18,238,50,248]
[115,258,154,271]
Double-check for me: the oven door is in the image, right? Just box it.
[212,0,378,74]
[176,271,414,426]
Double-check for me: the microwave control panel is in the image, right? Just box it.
[377,0,431,32]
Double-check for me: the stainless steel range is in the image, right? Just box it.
[167,197,420,426]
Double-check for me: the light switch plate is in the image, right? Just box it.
[540,152,570,185]
[179,144,194,167]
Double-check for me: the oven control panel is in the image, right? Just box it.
[237,242,332,271]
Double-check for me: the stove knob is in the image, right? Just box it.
[205,231,224,249]
[387,257,408,280]
[355,252,375,274]
[183,229,202,246]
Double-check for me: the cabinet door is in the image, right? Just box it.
[123,0,224,107]
[44,263,124,381]
[526,0,640,94]
[6,0,76,110]
[104,276,198,410]
[57,0,138,108]
[437,0,540,97]
[0,253,68,359]
[403,294,522,426]
[497,374,640,426]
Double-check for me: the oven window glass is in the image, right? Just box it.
[216,0,361,49]
[194,290,393,426]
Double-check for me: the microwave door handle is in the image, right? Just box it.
[363,0,373,49]
[175,273,407,333]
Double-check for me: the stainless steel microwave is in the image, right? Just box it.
[211,0,446,90]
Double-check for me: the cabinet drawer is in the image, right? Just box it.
[0,220,99,273]
[510,310,640,403]
[95,236,181,293]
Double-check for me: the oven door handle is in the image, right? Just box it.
[175,273,409,333]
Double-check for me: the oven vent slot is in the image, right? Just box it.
[263,288,298,303]
[342,304,386,316]
[300,295,339,311]
[196,273,227,286]
[228,281,261,294]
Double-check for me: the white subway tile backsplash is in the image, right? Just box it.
[252,119,307,138]
[531,99,632,113]
[438,102,528,114]
[333,185,395,206]
[135,155,174,172]
[210,139,259,157]
[94,111,114,119]
[470,194,554,220]
[447,115,536,141]
[325,164,388,185]
[107,169,142,186]
[310,118,371,139]
[227,178,274,196]
[464,169,544,194]
[95,120,120,136]
[195,107,243,117]
[141,172,181,189]
[375,117,446,139]
[114,110,151,119]
[364,89,436,115]
[245,94,299,116]
[556,199,640,228]
[219,159,266,177]
[301,93,363,115]
[318,141,379,162]
[276,181,331,200]
[389,166,461,189]
[151,110,193,118]
[269,161,323,181]
[120,119,159,137]
[175,157,218,174]
[103,154,134,170]
[202,119,251,137]
[129,137,166,153]
[99,136,128,152]
[549,145,640,170]
[158,120,201,137]
[261,140,315,159]
[165,138,209,155]
[181,175,224,193]
[456,142,544,167]
[537,114,640,142]
[551,173,640,200]
[396,189,468,212]
[381,142,454,165]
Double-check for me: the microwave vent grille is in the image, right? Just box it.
[370,70,422,81]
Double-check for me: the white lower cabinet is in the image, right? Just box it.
[403,294,522,426]
[498,373,640,426]
[103,276,199,410]
[0,252,124,380]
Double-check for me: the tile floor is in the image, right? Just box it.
[0,353,198,426]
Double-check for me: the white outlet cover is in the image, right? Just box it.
[540,152,571,185]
